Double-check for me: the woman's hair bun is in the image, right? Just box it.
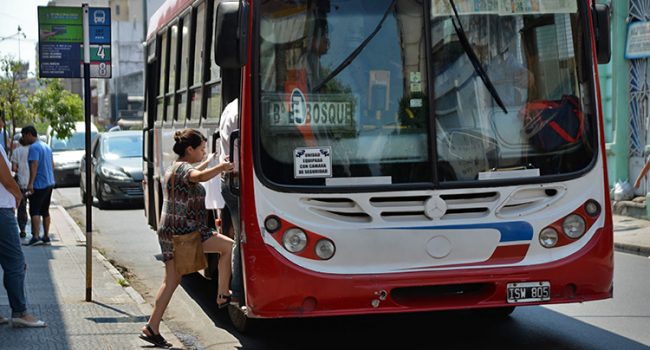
[173,130,183,142]
[172,128,206,157]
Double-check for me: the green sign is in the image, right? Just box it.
[39,24,83,42]
[38,7,82,25]
[82,46,111,61]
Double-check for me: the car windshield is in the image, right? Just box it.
[102,134,142,159]
[51,131,98,151]
[257,0,595,187]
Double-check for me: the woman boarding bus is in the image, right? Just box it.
[143,0,613,331]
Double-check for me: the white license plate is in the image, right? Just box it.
[506,281,550,303]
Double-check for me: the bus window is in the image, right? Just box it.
[209,2,221,83]
[179,13,191,91]
[169,24,179,96]
[206,84,221,119]
[259,0,429,185]
[193,2,206,86]
[177,93,187,122]
[156,99,164,122]
[159,31,168,97]
[203,0,222,120]
[431,12,594,181]
[191,2,206,119]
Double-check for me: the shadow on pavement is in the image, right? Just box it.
[179,275,650,350]
[0,243,70,349]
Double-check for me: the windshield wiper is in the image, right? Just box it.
[312,0,397,92]
[448,0,508,114]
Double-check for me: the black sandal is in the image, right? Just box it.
[139,324,172,348]
[217,294,232,309]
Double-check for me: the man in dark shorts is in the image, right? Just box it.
[21,126,55,246]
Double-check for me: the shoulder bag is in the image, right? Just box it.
[170,163,208,275]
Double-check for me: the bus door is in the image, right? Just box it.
[144,53,158,230]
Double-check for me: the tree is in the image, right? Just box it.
[28,78,83,140]
[0,57,31,150]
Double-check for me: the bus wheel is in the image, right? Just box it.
[228,304,255,333]
[476,306,516,318]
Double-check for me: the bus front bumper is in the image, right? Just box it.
[243,227,613,319]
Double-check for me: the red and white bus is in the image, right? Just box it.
[143,0,613,330]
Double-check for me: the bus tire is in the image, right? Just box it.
[228,304,256,333]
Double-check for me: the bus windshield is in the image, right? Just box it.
[258,0,595,187]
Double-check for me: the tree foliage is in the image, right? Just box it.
[0,57,31,145]
[28,78,83,140]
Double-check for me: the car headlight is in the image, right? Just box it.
[100,165,130,180]
[282,228,307,253]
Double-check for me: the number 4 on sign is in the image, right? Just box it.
[97,46,105,59]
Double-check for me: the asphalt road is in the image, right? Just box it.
[54,187,650,350]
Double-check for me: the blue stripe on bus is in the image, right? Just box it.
[381,221,533,243]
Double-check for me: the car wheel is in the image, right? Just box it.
[96,182,108,209]
[80,182,86,204]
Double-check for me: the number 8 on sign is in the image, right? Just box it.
[98,62,107,77]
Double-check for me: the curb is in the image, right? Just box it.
[614,243,650,257]
[52,205,87,243]
[53,204,147,305]
[52,202,184,348]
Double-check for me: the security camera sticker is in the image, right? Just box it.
[294,147,332,178]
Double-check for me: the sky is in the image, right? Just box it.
[0,0,50,76]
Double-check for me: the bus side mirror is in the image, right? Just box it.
[593,3,611,65]
[214,1,249,68]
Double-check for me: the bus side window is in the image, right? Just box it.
[166,22,179,123]
[157,31,168,123]
[177,12,192,123]
[191,2,206,121]
[205,1,223,121]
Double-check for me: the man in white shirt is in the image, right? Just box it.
[218,99,242,304]
[11,137,30,238]
[0,146,46,327]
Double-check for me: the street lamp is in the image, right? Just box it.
[0,26,27,62]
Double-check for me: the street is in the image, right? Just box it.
[54,187,650,350]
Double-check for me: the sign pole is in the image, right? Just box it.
[82,3,93,302]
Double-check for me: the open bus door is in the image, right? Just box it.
[144,42,159,230]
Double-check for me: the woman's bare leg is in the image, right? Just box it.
[143,260,181,334]
[203,234,233,299]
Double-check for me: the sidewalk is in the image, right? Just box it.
[0,205,183,350]
[613,214,650,256]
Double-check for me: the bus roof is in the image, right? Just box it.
[147,0,195,41]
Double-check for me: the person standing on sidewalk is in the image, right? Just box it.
[21,126,55,246]
[11,137,30,238]
[0,146,46,327]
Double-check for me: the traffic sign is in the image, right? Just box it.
[38,6,111,79]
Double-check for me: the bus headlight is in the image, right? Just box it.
[562,214,586,239]
[539,227,559,248]
[314,239,335,260]
[282,228,307,253]
[264,216,281,233]
[584,200,601,217]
